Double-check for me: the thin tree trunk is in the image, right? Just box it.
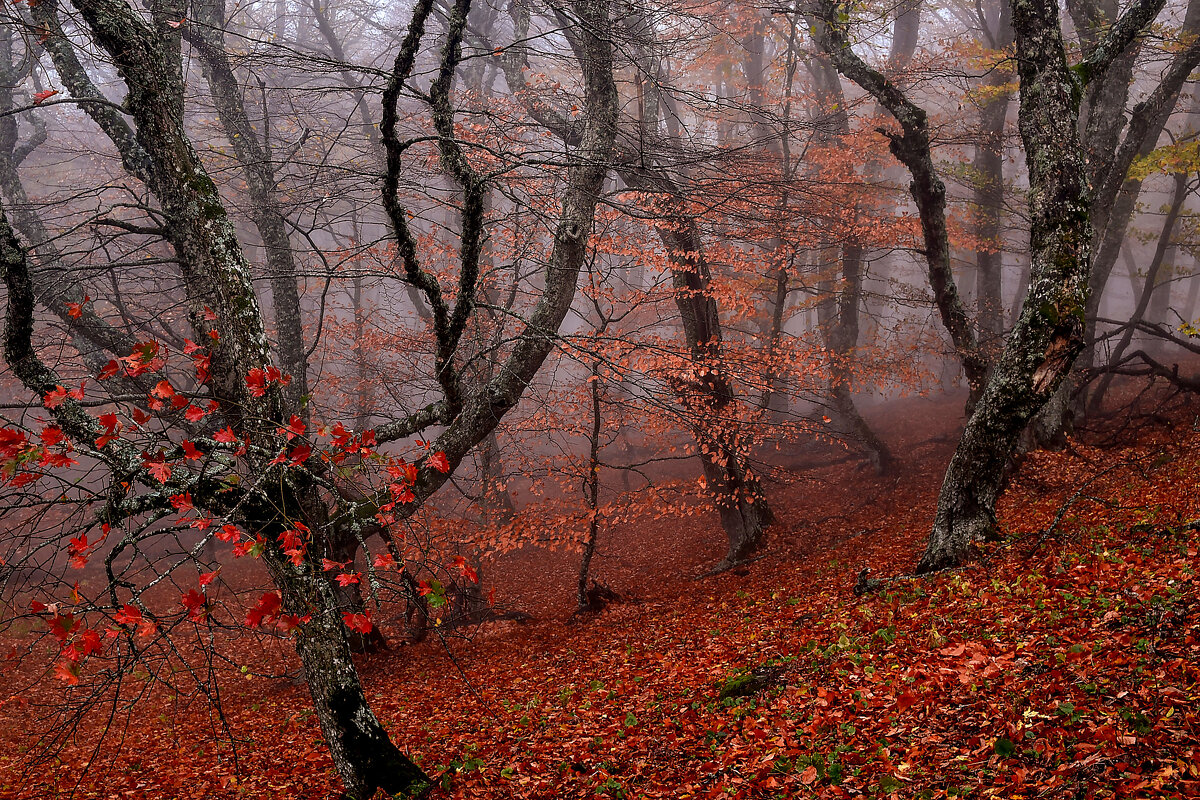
[1090,171,1188,409]
[973,0,1015,352]
[576,361,603,610]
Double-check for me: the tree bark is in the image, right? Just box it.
[917,0,1165,572]
[972,0,1015,352]
[267,551,429,799]
[807,1,991,407]
[1090,170,1188,408]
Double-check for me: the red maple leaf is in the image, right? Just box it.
[142,452,171,483]
[169,492,194,512]
[288,444,311,466]
[342,612,372,634]
[32,89,59,105]
[278,414,305,440]
[180,589,207,620]
[113,604,142,627]
[43,386,69,409]
[244,592,281,627]
[453,555,479,583]
[245,368,268,397]
[38,426,65,448]
[54,659,80,685]
[428,451,451,473]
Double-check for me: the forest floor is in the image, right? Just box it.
[1,387,1198,799]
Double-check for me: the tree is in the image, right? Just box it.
[0,0,618,795]
[916,0,1167,570]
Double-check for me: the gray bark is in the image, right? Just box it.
[917,0,1165,572]
[807,0,991,406]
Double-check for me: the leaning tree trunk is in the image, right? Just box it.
[807,1,991,409]
[270,552,429,799]
[1089,170,1188,409]
[916,0,1165,572]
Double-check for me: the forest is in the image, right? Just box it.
[0,0,1197,796]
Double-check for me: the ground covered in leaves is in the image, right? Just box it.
[2,395,1198,799]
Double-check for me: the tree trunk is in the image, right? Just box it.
[1090,170,1188,409]
[654,214,774,567]
[817,244,894,473]
[916,0,1164,572]
[807,52,894,472]
[972,0,1015,352]
[284,576,429,799]
[807,3,991,407]
[577,361,603,610]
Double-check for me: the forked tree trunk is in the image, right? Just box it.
[917,0,1165,572]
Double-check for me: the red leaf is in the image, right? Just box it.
[113,604,142,626]
[342,612,372,634]
[288,444,311,466]
[245,368,267,397]
[277,414,305,440]
[244,591,281,627]
[32,89,59,105]
[43,386,69,409]
[180,589,207,620]
[54,659,80,685]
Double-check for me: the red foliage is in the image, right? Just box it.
[2,400,1196,800]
